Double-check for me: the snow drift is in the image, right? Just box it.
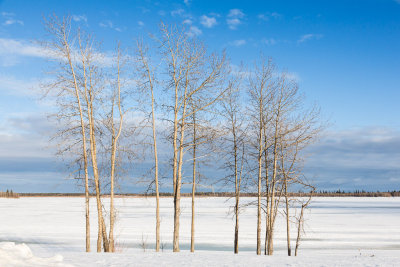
[0,242,72,267]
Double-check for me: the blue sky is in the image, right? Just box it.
[0,0,400,192]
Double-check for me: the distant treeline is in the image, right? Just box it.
[0,190,20,198]
[15,190,400,198]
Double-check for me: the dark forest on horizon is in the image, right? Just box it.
[2,190,399,198]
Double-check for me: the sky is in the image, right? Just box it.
[0,0,400,193]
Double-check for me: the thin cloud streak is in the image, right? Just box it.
[297,33,323,43]
[0,38,115,67]
[71,14,87,23]
[258,12,282,21]
[99,20,122,32]
[229,39,246,47]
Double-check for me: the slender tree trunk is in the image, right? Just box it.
[109,133,116,252]
[174,119,186,252]
[256,99,264,255]
[173,172,181,252]
[233,127,239,254]
[264,149,269,255]
[87,96,109,252]
[76,42,108,252]
[295,205,304,256]
[190,112,197,253]
[234,196,239,254]
[151,88,160,252]
[256,148,262,255]
[137,44,161,252]
[63,33,91,253]
[101,216,109,252]
[172,87,179,197]
[268,123,279,255]
[264,190,269,255]
[285,178,291,256]
[109,113,116,252]
[85,169,90,252]
[172,83,179,252]
[173,68,190,252]
[108,48,124,253]
[190,152,196,253]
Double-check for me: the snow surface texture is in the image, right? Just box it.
[0,197,399,266]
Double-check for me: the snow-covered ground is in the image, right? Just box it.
[0,197,399,266]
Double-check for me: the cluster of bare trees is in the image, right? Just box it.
[42,16,131,252]
[41,15,322,255]
[220,59,321,256]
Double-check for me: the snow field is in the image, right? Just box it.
[0,197,399,266]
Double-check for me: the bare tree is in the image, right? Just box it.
[186,99,220,252]
[42,15,132,253]
[190,108,197,253]
[136,40,161,252]
[41,15,95,252]
[262,69,322,255]
[219,78,247,254]
[106,44,126,252]
[247,58,275,255]
[156,23,229,252]
[295,184,315,256]
[278,103,322,256]
[264,71,300,255]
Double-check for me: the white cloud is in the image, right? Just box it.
[0,38,114,67]
[187,26,202,37]
[307,127,400,171]
[171,8,185,17]
[182,19,192,25]
[270,12,282,18]
[158,10,166,16]
[1,12,14,16]
[3,19,24,26]
[227,18,241,30]
[258,12,282,21]
[99,20,113,28]
[257,14,268,21]
[230,64,251,78]
[0,75,41,97]
[271,70,300,82]
[226,9,244,30]
[229,39,246,47]
[263,38,277,46]
[0,38,47,64]
[139,7,150,13]
[138,21,145,27]
[228,9,244,18]
[297,33,323,43]
[1,12,23,26]
[99,20,123,32]
[71,15,87,23]
[284,72,300,82]
[200,15,217,28]
[184,0,191,5]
